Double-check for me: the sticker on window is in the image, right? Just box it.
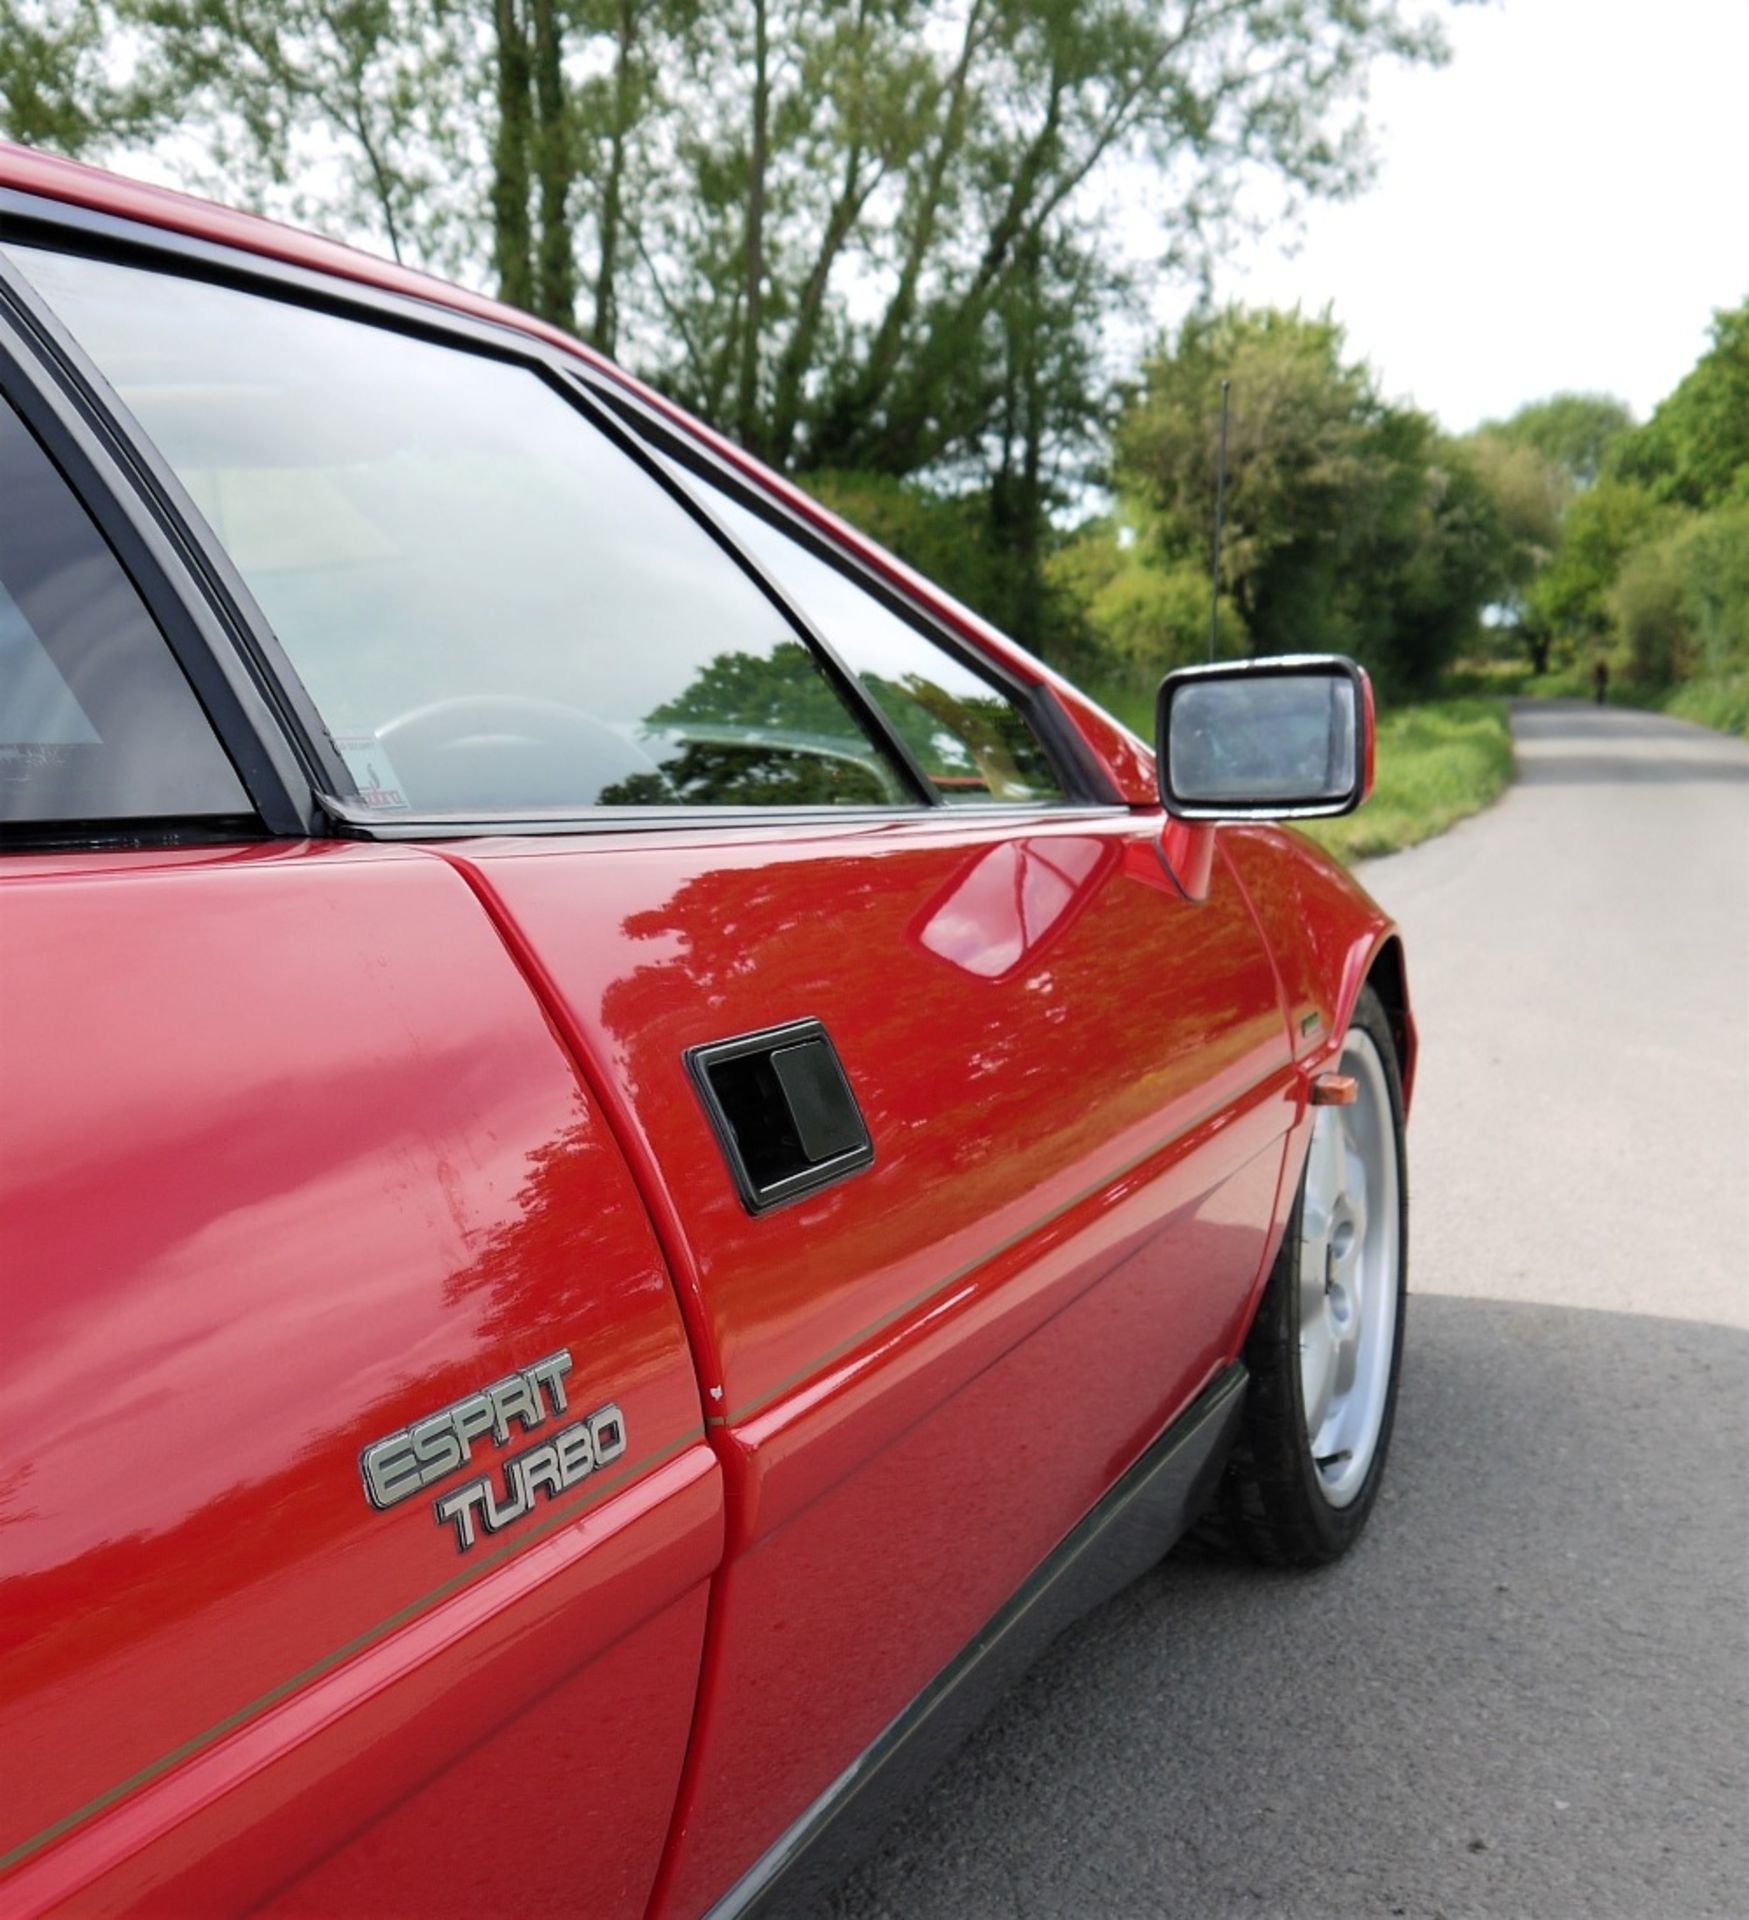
[333,733,411,810]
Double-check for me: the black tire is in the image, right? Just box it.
[1213,984,1409,1567]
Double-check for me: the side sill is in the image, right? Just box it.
[707,1362,1249,1920]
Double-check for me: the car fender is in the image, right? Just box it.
[1221,823,1416,1111]
[1216,825,1416,1349]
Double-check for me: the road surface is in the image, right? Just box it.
[828,700,1749,1920]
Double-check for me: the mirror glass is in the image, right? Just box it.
[1167,670,1358,810]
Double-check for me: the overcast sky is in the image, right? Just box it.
[1186,0,1748,434]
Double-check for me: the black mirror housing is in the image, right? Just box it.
[1157,654,1375,821]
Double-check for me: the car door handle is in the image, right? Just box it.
[686,1018,874,1214]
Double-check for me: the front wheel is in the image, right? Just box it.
[1215,984,1408,1566]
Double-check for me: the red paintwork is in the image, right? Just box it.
[0,145,1414,1919]
[1220,825,1415,1106]
[442,818,1294,1914]
[1360,668,1378,803]
[0,843,720,1914]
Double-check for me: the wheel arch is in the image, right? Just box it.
[1357,933,1417,1116]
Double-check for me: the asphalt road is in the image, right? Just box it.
[828,700,1749,1920]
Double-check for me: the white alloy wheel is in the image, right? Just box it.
[1202,982,1408,1567]
[1296,1027,1401,1509]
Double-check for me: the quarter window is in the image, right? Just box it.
[656,462,1066,806]
[9,249,911,816]
[0,393,247,830]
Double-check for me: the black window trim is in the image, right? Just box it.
[0,192,938,827]
[0,287,300,840]
[0,235,326,835]
[0,186,1125,838]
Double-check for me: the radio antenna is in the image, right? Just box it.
[1209,377,1231,663]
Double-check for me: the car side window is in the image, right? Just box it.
[0,392,248,831]
[7,247,914,817]
[653,458,1066,806]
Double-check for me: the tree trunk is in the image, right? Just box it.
[589,0,638,356]
[530,0,576,329]
[492,0,535,312]
[992,237,1046,651]
[812,0,986,467]
[735,0,769,451]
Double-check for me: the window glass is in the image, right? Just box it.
[0,394,247,828]
[658,461,1064,805]
[9,248,908,814]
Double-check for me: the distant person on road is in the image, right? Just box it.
[1593,659,1610,706]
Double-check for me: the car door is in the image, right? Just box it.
[0,310,720,1918]
[447,449,1301,1916]
[7,236,1302,1917]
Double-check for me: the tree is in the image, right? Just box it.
[1046,507,1244,690]
[1112,306,1506,690]
[1459,391,1633,672]
[632,0,1454,496]
[1462,426,1569,672]
[1606,523,1696,686]
[1,0,160,154]
[1611,299,1749,511]
[1387,427,1510,686]
[1524,473,1663,652]
[1577,497,1749,692]
[800,468,1073,657]
[1514,308,1747,681]
[1476,392,1633,492]
[8,0,1459,665]
[1531,301,1749,687]
[101,0,481,273]
[1679,502,1749,677]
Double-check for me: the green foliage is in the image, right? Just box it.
[1477,392,1633,491]
[13,0,1454,677]
[1389,434,1511,686]
[1612,303,1749,511]
[1524,473,1663,649]
[1594,500,1749,690]
[1607,523,1696,685]
[1046,503,1245,694]
[1087,559,1216,672]
[1458,393,1633,672]
[800,471,1008,620]
[1464,431,1564,572]
[643,638,851,735]
[0,0,160,153]
[1661,674,1749,739]
[1487,301,1747,683]
[1482,301,1748,729]
[1111,306,1507,692]
[1681,502,1749,673]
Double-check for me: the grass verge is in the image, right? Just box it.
[1087,682,1514,865]
[1298,697,1514,862]
[1649,674,1749,736]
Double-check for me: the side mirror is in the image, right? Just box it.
[1157,654,1375,821]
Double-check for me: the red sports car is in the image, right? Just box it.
[0,146,1414,1918]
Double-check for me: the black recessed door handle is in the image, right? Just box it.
[686,1018,873,1214]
